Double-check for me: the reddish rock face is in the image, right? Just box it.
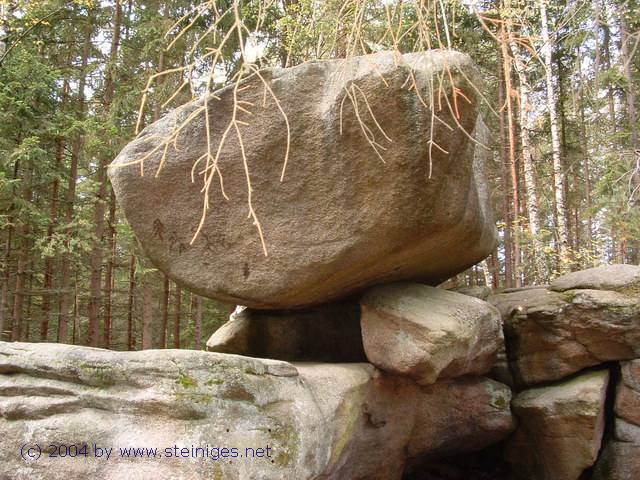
[109,50,496,309]
[506,370,610,480]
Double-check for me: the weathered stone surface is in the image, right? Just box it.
[592,419,640,480]
[449,285,492,300]
[550,264,640,293]
[206,303,365,362]
[592,359,640,480]
[360,283,502,385]
[489,287,640,386]
[109,50,497,309]
[506,370,609,480]
[616,360,640,426]
[0,342,513,480]
[407,377,514,461]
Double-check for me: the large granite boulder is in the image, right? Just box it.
[489,286,640,386]
[206,303,365,362]
[0,342,513,480]
[506,370,609,480]
[360,283,502,385]
[108,50,497,309]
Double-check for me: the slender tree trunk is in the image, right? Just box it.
[24,269,33,341]
[498,40,513,288]
[577,46,594,262]
[11,165,33,342]
[141,278,153,350]
[87,0,122,346]
[160,275,169,348]
[601,2,618,132]
[499,22,521,287]
[59,16,92,344]
[173,283,182,349]
[127,253,136,351]
[41,83,67,340]
[102,188,117,348]
[540,0,571,271]
[194,296,202,350]
[0,160,19,340]
[509,36,545,283]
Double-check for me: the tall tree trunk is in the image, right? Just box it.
[41,82,68,340]
[540,0,571,271]
[577,45,594,262]
[102,188,117,348]
[87,0,122,346]
[141,278,153,350]
[161,275,170,348]
[59,15,92,344]
[11,164,33,342]
[498,39,513,288]
[600,1,618,132]
[0,159,19,340]
[509,35,545,283]
[194,296,202,350]
[127,253,136,351]
[173,283,182,349]
[499,21,521,287]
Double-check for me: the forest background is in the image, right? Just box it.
[0,0,638,350]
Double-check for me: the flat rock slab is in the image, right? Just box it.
[0,341,513,480]
[360,283,502,385]
[206,302,365,362]
[506,370,609,480]
[109,50,497,309]
[550,264,640,293]
[489,287,640,386]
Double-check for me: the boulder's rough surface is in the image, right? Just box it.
[360,283,501,385]
[592,419,640,480]
[550,264,640,293]
[109,50,497,309]
[592,360,640,480]
[0,342,513,480]
[506,370,609,480]
[407,377,514,461]
[489,287,640,386]
[448,285,492,300]
[616,360,640,426]
[206,303,366,362]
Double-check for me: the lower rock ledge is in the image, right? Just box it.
[0,341,513,480]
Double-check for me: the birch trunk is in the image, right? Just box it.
[540,0,571,271]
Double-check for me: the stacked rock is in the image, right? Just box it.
[489,264,640,480]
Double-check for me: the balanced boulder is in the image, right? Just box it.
[109,50,497,309]
[360,283,502,385]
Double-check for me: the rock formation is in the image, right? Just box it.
[3,40,640,480]
[489,264,640,480]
